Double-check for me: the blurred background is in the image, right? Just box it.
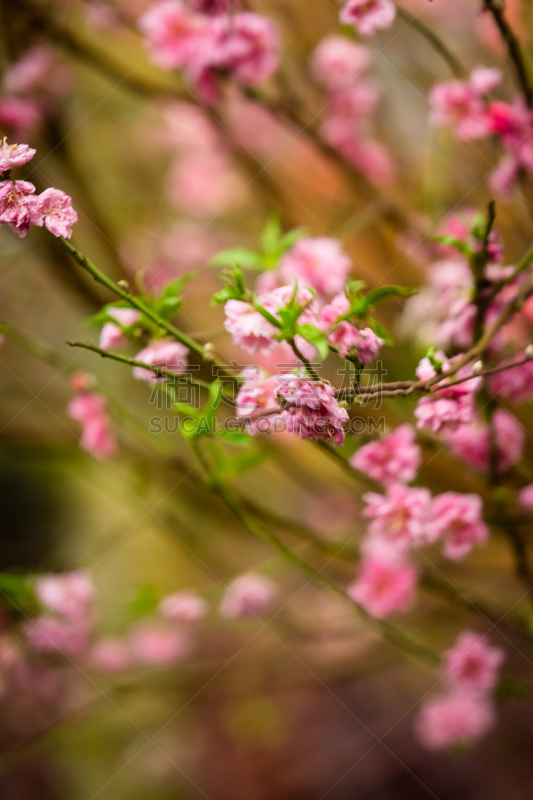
[0,0,533,798]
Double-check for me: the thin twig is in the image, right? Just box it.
[482,0,533,107]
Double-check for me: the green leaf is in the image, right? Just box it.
[212,265,248,305]
[425,346,443,372]
[160,272,195,298]
[297,323,330,360]
[212,448,270,482]
[210,248,264,270]
[431,235,472,257]
[0,572,35,613]
[155,296,182,320]
[367,317,393,344]
[347,285,418,319]
[128,584,160,619]
[261,213,282,254]
[218,429,253,446]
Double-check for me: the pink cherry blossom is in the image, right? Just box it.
[350,424,421,484]
[35,571,96,623]
[0,140,36,172]
[91,638,131,673]
[362,483,433,548]
[443,631,504,695]
[30,188,78,238]
[225,285,316,355]
[449,409,524,472]
[67,391,117,458]
[416,692,495,751]
[429,67,500,141]
[318,293,383,360]
[219,573,278,619]
[490,358,533,403]
[99,308,141,350]
[236,368,282,432]
[414,356,480,435]
[310,36,372,92]
[133,340,189,381]
[0,179,36,237]
[213,13,279,87]
[347,556,418,618]
[277,375,349,446]
[0,97,42,140]
[279,237,352,299]
[24,616,92,657]
[518,484,533,513]
[431,492,488,560]
[129,623,191,666]
[339,0,396,36]
[138,1,209,69]
[159,590,207,624]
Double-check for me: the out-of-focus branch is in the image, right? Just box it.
[482,0,533,107]
[396,6,467,78]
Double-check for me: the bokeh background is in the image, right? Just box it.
[1,0,533,798]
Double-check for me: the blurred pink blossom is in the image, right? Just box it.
[67,391,117,458]
[518,484,533,513]
[219,573,278,619]
[363,483,433,548]
[310,36,373,92]
[431,492,488,560]
[429,67,501,141]
[416,692,495,751]
[350,424,421,484]
[99,308,141,351]
[133,340,189,381]
[347,556,418,618]
[159,590,207,624]
[279,237,352,299]
[443,631,504,695]
[129,623,191,666]
[91,638,131,673]
[449,409,524,472]
[35,571,96,623]
[339,0,396,36]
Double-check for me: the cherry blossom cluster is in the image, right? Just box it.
[0,140,77,238]
[429,67,533,195]
[311,36,395,184]
[17,570,277,676]
[417,631,505,751]
[339,0,396,37]
[138,0,279,103]
[348,425,489,618]
[67,373,117,459]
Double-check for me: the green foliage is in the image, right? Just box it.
[431,235,472,257]
[210,214,308,273]
[424,346,444,372]
[212,264,249,304]
[0,572,36,614]
[296,323,329,359]
[127,584,161,619]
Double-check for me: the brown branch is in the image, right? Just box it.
[482,0,533,107]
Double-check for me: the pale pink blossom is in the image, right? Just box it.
[225,285,316,355]
[339,0,396,36]
[277,375,349,446]
[449,409,524,472]
[518,484,533,513]
[34,571,96,623]
[67,391,117,458]
[212,13,279,86]
[350,425,421,484]
[159,590,207,624]
[310,37,372,92]
[99,308,141,350]
[129,623,191,666]
[30,188,78,238]
[90,638,131,673]
[0,179,36,237]
[416,692,495,751]
[0,97,42,139]
[133,340,189,381]
[443,631,504,695]
[431,492,488,560]
[363,483,433,548]
[317,292,383,360]
[24,616,92,657]
[3,46,72,103]
[429,67,501,141]
[490,358,533,403]
[0,141,36,172]
[236,368,282,432]
[219,573,278,619]
[167,150,239,215]
[347,556,418,618]
[414,356,480,435]
[138,1,209,69]
[279,237,352,299]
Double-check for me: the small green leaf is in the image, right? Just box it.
[297,323,329,360]
[261,213,282,254]
[367,317,393,344]
[210,248,264,269]
[128,584,160,619]
[431,235,472,257]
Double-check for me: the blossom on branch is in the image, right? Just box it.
[339,0,396,36]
